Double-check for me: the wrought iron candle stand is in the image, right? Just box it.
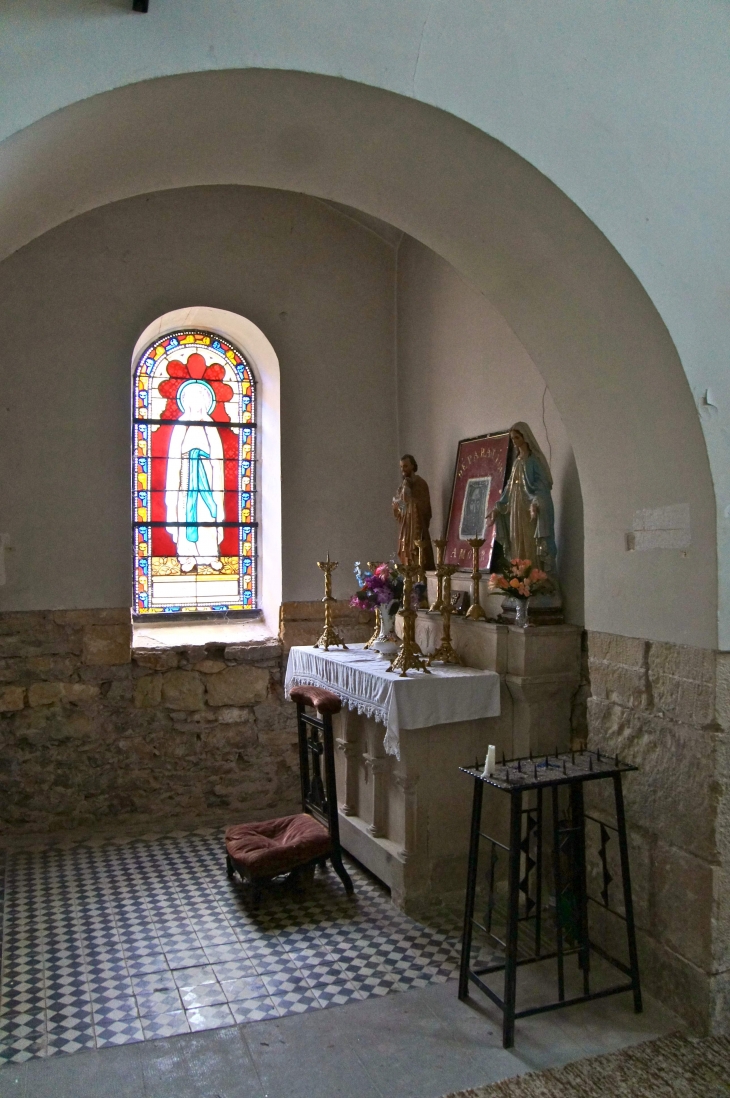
[428,563,461,665]
[465,537,487,621]
[429,538,448,613]
[387,563,431,676]
[314,554,348,651]
[458,749,641,1048]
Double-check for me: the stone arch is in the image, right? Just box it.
[0,69,716,646]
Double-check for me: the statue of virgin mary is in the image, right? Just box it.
[488,422,559,588]
[165,379,225,573]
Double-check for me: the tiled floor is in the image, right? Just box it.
[0,829,460,1064]
[0,975,682,1098]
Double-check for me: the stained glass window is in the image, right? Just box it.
[132,330,256,616]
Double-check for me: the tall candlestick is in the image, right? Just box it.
[414,539,430,608]
[428,563,461,665]
[465,537,487,620]
[314,554,348,650]
[387,563,430,676]
[429,538,448,613]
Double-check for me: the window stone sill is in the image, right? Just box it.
[132,616,275,651]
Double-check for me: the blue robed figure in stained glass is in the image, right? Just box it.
[165,380,225,573]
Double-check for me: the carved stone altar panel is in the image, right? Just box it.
[335,710,506,912]
[332,617,581,914]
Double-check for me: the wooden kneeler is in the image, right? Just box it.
[225,685,354,896]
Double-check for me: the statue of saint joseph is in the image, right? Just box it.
[392,454,435,569]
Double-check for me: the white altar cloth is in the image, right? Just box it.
[285,644,501,759]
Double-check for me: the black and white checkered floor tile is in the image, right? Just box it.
[0,830,460,1063]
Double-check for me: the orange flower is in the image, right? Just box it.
[509,578,520,589]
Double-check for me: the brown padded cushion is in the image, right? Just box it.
[289,685,342,714]
[225,813,332,878]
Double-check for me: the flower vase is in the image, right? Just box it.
[514,598,529,628]
[371,600,400,655]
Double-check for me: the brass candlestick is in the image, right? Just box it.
[364,561,383,649]
[387,563,431,676]
[465,537,487,621]
[428,564,461,665]
[429,538,448,612]
[414,539,430,609]
[314,554,348,650]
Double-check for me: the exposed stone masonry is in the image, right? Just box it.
[279,600,373,652]
[0,609,300,844]
[1,606,724,1033]
[0,603,373,847]
[586,630,730,1035]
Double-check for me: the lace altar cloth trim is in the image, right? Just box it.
[285,644,501,759]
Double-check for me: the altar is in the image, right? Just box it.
[281,427,582,912]
[286,622,581,914]
[285,644,502,911]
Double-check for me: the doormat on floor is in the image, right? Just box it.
[441,1032,730,1098]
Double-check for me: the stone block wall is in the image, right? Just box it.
[0,609,301,845]
[279,601,374,652]
[0,602,373,847]
[586,630,730,1035]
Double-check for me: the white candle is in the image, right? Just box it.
[482,744,496,778]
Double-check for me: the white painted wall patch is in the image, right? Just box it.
[626,504,690,551]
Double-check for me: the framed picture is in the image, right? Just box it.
[444,431,512,571]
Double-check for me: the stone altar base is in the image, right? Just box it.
[335,616,581,914]
[334,710,505,913]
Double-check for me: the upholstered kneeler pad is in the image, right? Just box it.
[225,814,332,879]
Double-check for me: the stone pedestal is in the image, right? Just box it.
[410,610,581,758]
[336,613,581,913]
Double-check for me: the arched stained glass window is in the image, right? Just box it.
[133,330,256,616]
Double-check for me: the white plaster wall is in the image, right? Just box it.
[0,72,716,648]
[0,186,397,610]
[1,2,728,643]
[396,238,584,625]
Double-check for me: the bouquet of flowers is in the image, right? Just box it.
[488,558,551,600]
[350,562,403,611]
